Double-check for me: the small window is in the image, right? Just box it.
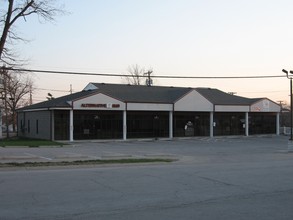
[36,120,39,134]
[28,120,30,133]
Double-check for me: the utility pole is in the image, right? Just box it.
[282,69,293,141]
[277,100,284,108]
[144,70,153,87]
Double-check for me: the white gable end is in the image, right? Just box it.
[73,93,125,110]
[174,90,213,111]
[83,83,98,91]
[251,99,280,112]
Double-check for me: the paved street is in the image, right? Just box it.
[1,136,293,219]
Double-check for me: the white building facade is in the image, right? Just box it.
[17,83,281,141]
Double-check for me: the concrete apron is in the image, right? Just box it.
[288,140,293,152]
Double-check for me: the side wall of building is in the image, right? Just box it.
[18,111,51,140]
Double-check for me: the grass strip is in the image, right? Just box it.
[0,138,65,147]
[0,158,175,168]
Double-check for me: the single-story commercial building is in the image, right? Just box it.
[17,83,281,141]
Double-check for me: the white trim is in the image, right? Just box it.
[169,111,173,139]
[245,112,249,136]
[123,110,127,140]
[276,113,280,135]
[18,108,49,112]
[210,112,214,137]
[127,103,172,111]
[69,109,74,142]
[50,108,72,110]
[215,105,250,112]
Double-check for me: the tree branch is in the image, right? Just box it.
[0,0,65,65]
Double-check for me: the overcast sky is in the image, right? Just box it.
[15,0,293,104]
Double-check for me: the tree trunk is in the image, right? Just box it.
[0,0,14,60]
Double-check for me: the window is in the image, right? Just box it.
[73,110,123,140]
[173,112,210,137]
[36,120,39,134]
[249,113,276,134]
[127,111,169,138]
[54,111,70,140]
[214,113,245,136]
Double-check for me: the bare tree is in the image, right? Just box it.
[1,68,34,133]
[124,64,144,85]
[0,0,64,65]
[124,64,154,86]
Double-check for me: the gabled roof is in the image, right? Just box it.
[195,88,263,105]
[18,83,273,111]
[18,90,98,111]
[84,83,192,103]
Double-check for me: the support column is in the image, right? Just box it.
[210,112,214,137]
[276,112,280,135]
[245,112,249,136]
[69,109,74,142]
[169,111,173,139]
[51,111,55,141]
[123,110,127,140]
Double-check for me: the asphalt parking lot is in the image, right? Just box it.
[0,135,291,164]
[1,135,293,220]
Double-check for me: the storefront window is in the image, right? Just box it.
[249,113,276,134]
[73,110,123,140]
[127,111,169,138]
[214,113,245,136]
[174,112,210,137]
[54,110,70,140]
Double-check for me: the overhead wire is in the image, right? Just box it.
[3,67,287,102]
[3,67,286,79]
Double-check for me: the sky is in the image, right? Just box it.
[12,0,293,104]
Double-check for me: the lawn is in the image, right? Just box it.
[0,138,64,147]
[0,158,175,168]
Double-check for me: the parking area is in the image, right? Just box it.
[2,135,293,220]
[0,135,291,165]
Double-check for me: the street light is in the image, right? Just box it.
[282,69,293,140]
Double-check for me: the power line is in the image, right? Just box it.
[34,87,71,93]
[239,90,287,93]
[3,67,286,79]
